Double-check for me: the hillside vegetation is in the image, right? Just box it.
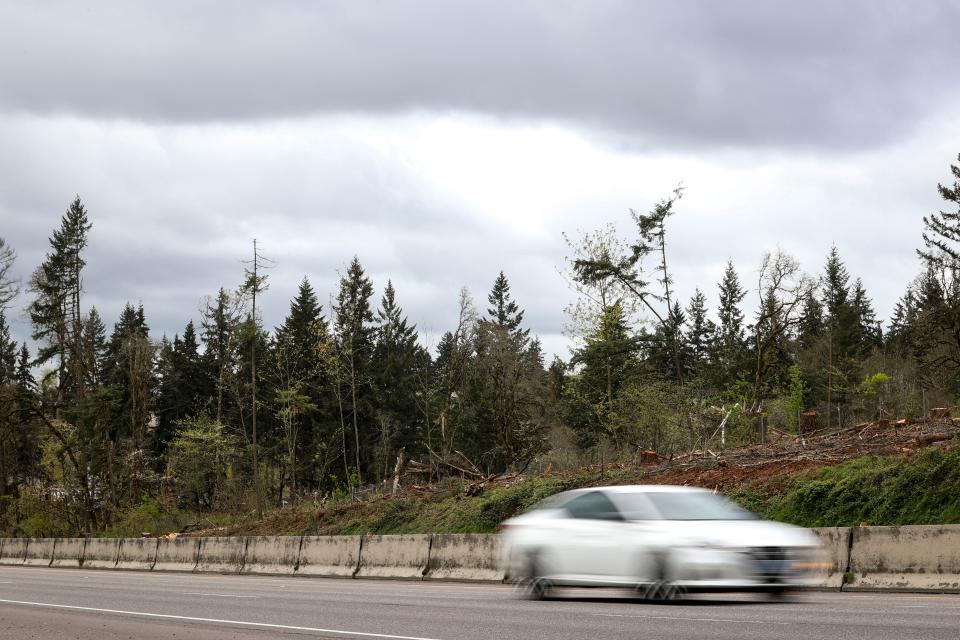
[186,435,960,538]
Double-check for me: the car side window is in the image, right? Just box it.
[608,492,660,521]
[564,491,623,521]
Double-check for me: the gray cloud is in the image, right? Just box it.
[1,3,958,363]
[2,1,958,149]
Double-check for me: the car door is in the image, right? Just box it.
[554,491,628,581]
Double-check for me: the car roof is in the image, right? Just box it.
[565,484,710,496]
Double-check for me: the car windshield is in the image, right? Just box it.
[621,491,755,521]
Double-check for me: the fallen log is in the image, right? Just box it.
[915,431,956,446]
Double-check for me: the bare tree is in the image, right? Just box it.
[751,250,814,405]
[439,287,477,455]
[242,238,273,518]
[0,237,18,310]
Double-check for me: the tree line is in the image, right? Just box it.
[0,154,958,534]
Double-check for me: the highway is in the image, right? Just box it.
[0,566,957,639]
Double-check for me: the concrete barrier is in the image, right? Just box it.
[242,536,300,575]
[50,537,87,568]
[0,538,27,565]
[356,534,430,579]
[810,527,851,590]
[296,536,361,577]
[83,538,120,569]
[196,537,247,573]
[426,534,503,581]
[116,538,159,571]
[847,525,960,592]
[23,538,55,566]
[154,537,200,572]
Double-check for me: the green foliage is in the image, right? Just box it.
[167,416,240,511]
[7,487,73,537]
[743,444,960,527]
[785,365,806,431]
[102,495,192,538]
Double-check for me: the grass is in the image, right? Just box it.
[734,441,960,527]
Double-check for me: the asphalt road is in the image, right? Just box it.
[0,566,957,639]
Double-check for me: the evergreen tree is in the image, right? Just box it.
[471,272,548,470]
[28,197,93,407]
[710,260,748,388]
[648,300,688,380]
[919,153,960,267]
[155,320,204,455]
[486,271,526,335]
[567,302,636,447]
[797,290,825,352]
[82,307,109,386]
[15,343,34,391]
[684,289,715,378]
[850,278,882,354]
[272,277,336,492]
[104,304,155,456]
[371,281,422,478]
[201,288,241,424]
[333,257,375,481]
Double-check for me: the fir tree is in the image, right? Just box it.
[919,153,960,267]
[333,257,375,481]
[371,281,422,476]
[15,343,34,391]
[684,289,715,377]
[711,260,748,387]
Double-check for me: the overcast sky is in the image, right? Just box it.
[2,1,959,359]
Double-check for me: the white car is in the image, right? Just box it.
[499,485,826,600]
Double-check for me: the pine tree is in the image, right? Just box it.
[272,276,335,492]
[82,307,108,386]
[473,272,548,469]
[919,153,960,267]
[850,278,882,354]
[710,260,748,388]
[104,304,155,465]
[201,288,241,424]
[797,290,825,352]
[822,245,851,321]
[29,197,93,407]
[371,281,422,478]
[154,320,203,455]
[684,289,715,378]
[15,343,34,391]
[333,257,375,482]
[486,271,526,335]
[567,302,636,447]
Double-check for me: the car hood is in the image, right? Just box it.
[634,518,820,548]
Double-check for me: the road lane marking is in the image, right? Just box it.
[0,598,446,640]
[183,592,259,598]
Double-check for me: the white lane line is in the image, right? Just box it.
[596,613,792,625]
[0,598,445,640]
[183,592,259,598]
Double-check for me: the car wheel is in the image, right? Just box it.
[635,552,684,602]
[766,587,794,602]
[519,552,552,601]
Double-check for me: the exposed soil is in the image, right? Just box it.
[183,418,959,537]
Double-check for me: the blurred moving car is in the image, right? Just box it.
[499,485,827,600]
